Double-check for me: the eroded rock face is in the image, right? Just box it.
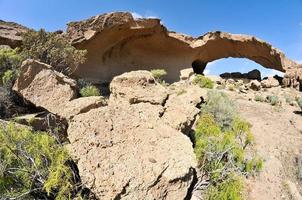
[67,71,198,199]
[66,12,298,84]
[0,20,29,48]
[283,66,302,91]
[68,102,196,199]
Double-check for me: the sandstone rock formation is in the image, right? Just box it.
[0,20,29,48]
[66,12,298,84]
[249,80,261,91]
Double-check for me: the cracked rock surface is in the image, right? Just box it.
[14,66,202,199]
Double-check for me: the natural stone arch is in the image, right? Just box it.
[66,12,299,83]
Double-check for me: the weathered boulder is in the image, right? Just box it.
[249,80,261,91]
[66,12,297,84]
[110,70,168,105]
[0,20,29,48]
[13,59,78,115]
[180,68,194,80]
[261,77,280,88]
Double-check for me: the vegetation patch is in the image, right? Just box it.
[297,97,302,111]
[254,95,265,102]
[194,90,263,199]
[21,29,87,75]
[0,123,85,199]
[266,95,280,106]
[193,75,214,89]
[80,85,101,97]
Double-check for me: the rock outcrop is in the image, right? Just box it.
[0,20,29,48]
[14,65,200,199]
[66,12,298,84]
[283,65,302,91]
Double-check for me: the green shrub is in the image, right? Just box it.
[194,91,263,198]
[202,90,236,130]
[150,69,167,81]
[254,95,265,102]
[192,75,214,89]
[206,175,243,200]
[0,48,22,86]
[297,97,302,110]
[21,29,87,75]
[266,95,280,106]
[0,123,79,199]
[80,85,101,97]
[2,69,15,86]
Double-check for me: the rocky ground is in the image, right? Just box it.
[222,87,302,200]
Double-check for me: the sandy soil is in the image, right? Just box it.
[227,90,302,200]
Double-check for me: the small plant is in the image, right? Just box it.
[202,90,236,130]
[150,69,167,82]
[0,123,80,199]
[227,84,236,91]
[266,95,280,106]
[297,97,302,110]
[254,95,265,102]
[80,85,101,97]
[192,75,214,89]
[2,69,15,86]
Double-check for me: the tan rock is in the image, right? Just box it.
[68,101,196,200]
[66,12,297,84]
[249,80,261,91]
[110,70,168,105]
[13,59,78,115]
[283,66,302,91]
[162,85,205,133]
[180,68,194,80]
[0,20,29,48]
[261,77,280,88]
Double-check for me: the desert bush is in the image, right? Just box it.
[266,95,280,106]
[254,95,265,102]
[201,90,236,130]
[0,48,22,87]
[80,85,101,97]
[20,29,87,75]
[297,97,302,110]
[194,114,262,199]
[206,175,243,200]
[150,69,167,82]
[0,123,82,199]
[192,75,214,89]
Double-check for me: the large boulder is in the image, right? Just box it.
[110,70,168,105]
[67,71,198,199]
[261,77,280,88]
[0,20,29,48]
[66,12,297,84]
[13,59,78,115]
[68,102,196,199]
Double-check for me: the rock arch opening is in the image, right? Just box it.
[192,60,207,75]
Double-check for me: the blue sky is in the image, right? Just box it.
[1,0,302,77]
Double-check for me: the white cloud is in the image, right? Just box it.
[204,69,210,75]
[296,60,302,64]
[261,69,284,78]
[131,12,158,19]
